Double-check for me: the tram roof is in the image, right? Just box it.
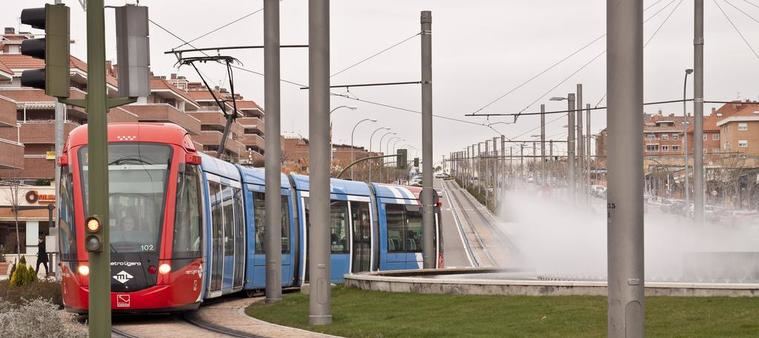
[237,166,290,189]
[372,183,420,200]
[290,174,371,196]
[200,152,241,181]
[67,123,192,148]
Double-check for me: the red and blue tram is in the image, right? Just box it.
[58,123,443,313]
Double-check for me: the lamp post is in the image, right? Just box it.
[383,136,401,182]
[377,132,396,182]
[368,127,390,181]
[350,118,377,180]
[329,105,357,165]
[683,68,693,204]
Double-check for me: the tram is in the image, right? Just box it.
[58,123,442,313]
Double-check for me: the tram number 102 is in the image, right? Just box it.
[141,244,154,252]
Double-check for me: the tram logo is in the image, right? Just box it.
[116,294,131,308]
[113,270,134,284]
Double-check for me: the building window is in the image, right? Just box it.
[646,144,659,152]
[673,134,679,140]
[646,133,656,140]
[739,140,748,148]
[738,123,748,131]
[703,134,707,141]
[661,134,669,140]
[712,134,719,140]
[661,145,669,152]
[672,145,680,152]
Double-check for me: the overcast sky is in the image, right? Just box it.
[3,0,759,163]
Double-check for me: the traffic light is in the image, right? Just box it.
[413,157,419,167]
[115,5,150,97]
[396,149,408,169]
[84,216,103,252]
[20,4,70,98]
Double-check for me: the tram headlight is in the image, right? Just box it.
[77,265,89,276]
[158,263,171,275]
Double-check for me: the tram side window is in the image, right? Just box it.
[173,164,202,259]
[385,204,423,253]
[330,201,349,253]
[58,166,76,261]
[253,192,291,254]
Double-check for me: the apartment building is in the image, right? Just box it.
[717,101,759,158]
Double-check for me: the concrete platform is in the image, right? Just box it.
[344,268,759,297]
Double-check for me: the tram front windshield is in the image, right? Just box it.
[78,143,172,253]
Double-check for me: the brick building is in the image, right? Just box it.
[282,133,379,180]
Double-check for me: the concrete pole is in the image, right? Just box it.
[86,0,111,335]
[477,143,482,195]
[532,141,536,179]
[484,140,490,203]
[493,137,498,207]
[53,0,64,256]
[586,104,592,191]
[264,0,282,303]
[308,0,331,325]
[577,84,584,199]
[520,144,524,180]
[694,0,705,223]
[540,104,546,185]
[509,147,513,184]
[607,0,645,335]
[501,135,506,191]
[420,10,435,269]
[567,93,576,201]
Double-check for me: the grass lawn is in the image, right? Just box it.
[246,286,759,337]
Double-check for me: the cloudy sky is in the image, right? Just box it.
[3,0,759,162]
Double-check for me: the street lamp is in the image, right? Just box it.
[350,118,377,180]
[683,68,694,205]
[330,105,357,115]
[374,131,396,182]
[368,127,391,181]
[383,136,402,182]
[329,106,358,164]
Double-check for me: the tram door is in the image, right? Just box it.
[208,181,224,296]
[350,201,372,273]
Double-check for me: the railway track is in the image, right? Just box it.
[442,180,499,267]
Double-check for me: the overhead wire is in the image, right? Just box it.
[467,0,671,117]
[512,0,684,121]
[719,0,759,61]
[330,32,421,78]
[173,7,265,50]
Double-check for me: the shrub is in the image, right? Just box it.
[0,299,86,338]
[0,280,62,307]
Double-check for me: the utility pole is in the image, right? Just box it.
[577,84,584,200]
[477,143,482,195]
[532,141,536,179]
[501,135,506,191]
[586,104,592,191]
[87,0,111,335]
[420,10,435,269]
[492,137,498,208]
[567,93,576,201]
[53,0,64,259]
[509,147,513,184]
[607,0,644,335]
[694,0,705,223]
[264,0,282,304]
[308,0,331,325]
[540,104,546,185]
[484,140,490,204]
[520,144,525,180]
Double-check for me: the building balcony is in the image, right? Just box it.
[238,117,264,134]
[0,138,23,169]
[188,111,244,136]
[10,120,80,145]
[238,133,265,150]
[122,104,202,135]
[192,130,245,156]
